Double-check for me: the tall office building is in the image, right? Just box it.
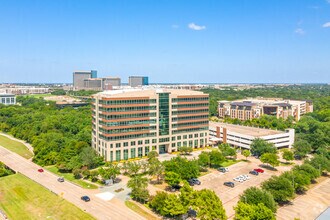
[92,89,209,161]
[104,77,121,88]
[129,76,149,87]
[73,70,97,90]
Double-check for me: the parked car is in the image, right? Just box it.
[38,168,44,173]
[57,177,64,182]
[249,170,259,175]
[254,168,264,173]
[188,178,201,186]
[224,181,235,188]
[81,196,90,202]
[218,167,229,173]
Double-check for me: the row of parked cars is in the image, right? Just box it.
[223,168,265,188]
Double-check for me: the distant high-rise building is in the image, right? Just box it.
[83,78,104,91]
[129,76,149,87]
[104,77,121,88]
[73,70,97,90]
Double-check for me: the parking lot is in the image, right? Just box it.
[194,156,295,219]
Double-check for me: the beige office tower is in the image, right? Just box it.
[92,89,209,161]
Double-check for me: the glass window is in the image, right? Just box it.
[189,141,193,147]
[194,140,198,147]
[116,143,121,148]
[124,149,128,160]
[138,140,143,145]
[116,150,121,161]
[124,142,128,147]
[177,142,182,147]
[189,134,193,138]
[194,134,198,138]
[172,143,176,147]
[171,136,176,141]
[138,147,143,157]
[130,148,136,158]
[145,146,150,156]
[183,135,187,139]
[131,141,136,146]
[158,93,169,136]
[145,140,150,144]
[183,141,187,146]
[110,151,113,162]
[152,139,157,144]
[177,136,181,140]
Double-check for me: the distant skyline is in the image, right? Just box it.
[0,0,330,83]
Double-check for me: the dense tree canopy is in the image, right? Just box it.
[250,139,277,157]
[239,187,277,213]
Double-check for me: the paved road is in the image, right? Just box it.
[0,145,145,220]
[277,176,330,220]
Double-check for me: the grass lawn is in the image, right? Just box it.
[0,135,33,159]
[125,201,159,220]
[0,173,95,220]
[23,93,52,98]
[220,159,242,167]
[46,166,98,189]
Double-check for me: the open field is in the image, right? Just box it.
[0,173,95,220]
[46,165,99,189]
[23,93,52,98]
[0,135,33,159]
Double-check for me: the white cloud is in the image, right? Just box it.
[188,23,206,31]
[295,28,305,35]
[171,24,179,29]
[322,22,330,28]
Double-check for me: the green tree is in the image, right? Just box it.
[126,161,141,176]
[179,146,193,155]
[149,191,169,215]
[198,152,210,167]
[209,149,225,167]
[239,187,277,213]
[234,202,275,220]
[293,139,312,159]
[281,171,311,193]
[250,138,277,156]
[282,149,294,163]
[261,176,294,203]
[307,155,330,172]
[127,175,149,203]
[165,171,181,187]
[180,181,194,207]
[163,156,200,180]
[148,158,165,183]
[260,153,280,168]
[98,163,120,182]
[191,189,227,220]
[148,151,159,161]
[162,194,188,217]
[292,164,320,181]
[242,149,251,160]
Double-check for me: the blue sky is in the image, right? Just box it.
[0,0,330,83]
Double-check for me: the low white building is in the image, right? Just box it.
[0,94,16,105]
[209,122,294,149]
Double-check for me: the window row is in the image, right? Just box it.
[99,99,157,105]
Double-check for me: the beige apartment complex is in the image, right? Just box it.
[218,98,313,121]
[92,89,209,161]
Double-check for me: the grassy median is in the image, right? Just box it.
[125,200,159,220]
[46,165,99,189]
[0,135,33,159]
[0,173,95,220]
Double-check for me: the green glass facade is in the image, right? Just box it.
[158,93,170,136]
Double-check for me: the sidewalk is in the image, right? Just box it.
[0,132,34,154]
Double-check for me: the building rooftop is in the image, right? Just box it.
[93,88,207,98]
[0,93,15,97]
[209,121,283,137]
